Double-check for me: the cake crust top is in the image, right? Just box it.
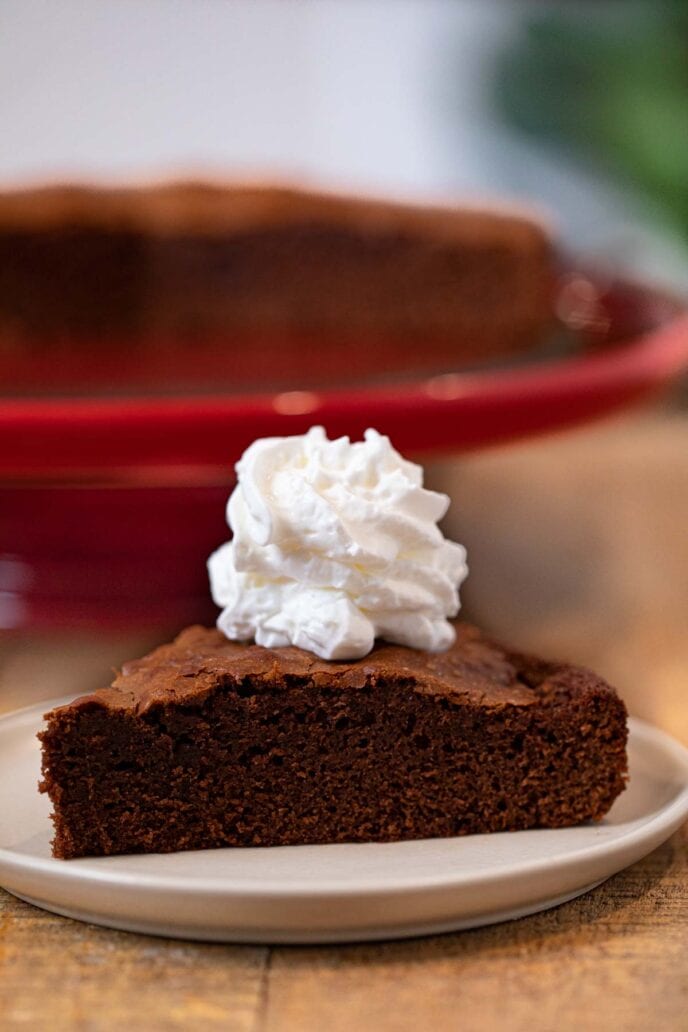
[46,622,618,719]
[0,181,552,248]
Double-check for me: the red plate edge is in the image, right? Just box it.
[1,290,687,477]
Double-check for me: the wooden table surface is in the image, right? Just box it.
[1,409,687,1031]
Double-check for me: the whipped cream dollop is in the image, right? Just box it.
[208,427,468,660]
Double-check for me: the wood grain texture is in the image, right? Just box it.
[1,408,687,1030]
[0,894,269,1031]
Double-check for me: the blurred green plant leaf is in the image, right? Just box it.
[494,3,688,237]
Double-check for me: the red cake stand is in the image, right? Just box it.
[1,271,687,630]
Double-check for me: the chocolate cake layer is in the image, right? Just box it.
[0,183,554,381]
[39,622,627,859]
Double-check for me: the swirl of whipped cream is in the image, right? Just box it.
[208,427,468,660]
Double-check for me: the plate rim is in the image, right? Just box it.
[1,705,687,900]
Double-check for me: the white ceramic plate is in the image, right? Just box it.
[1,701,687,944]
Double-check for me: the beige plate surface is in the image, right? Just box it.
[1,703,687,944]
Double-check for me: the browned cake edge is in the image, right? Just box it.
[0,180,553,243]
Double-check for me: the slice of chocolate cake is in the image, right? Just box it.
[39,622,627,860]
